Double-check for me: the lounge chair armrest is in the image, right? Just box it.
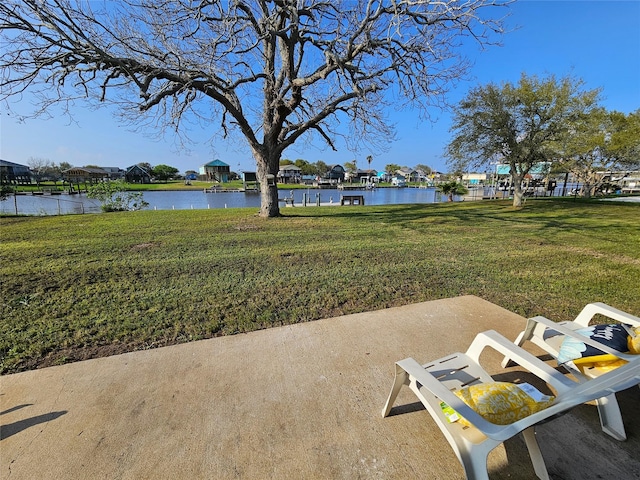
[574,302,640,327]
[527,316,638,361]
[395,357,504,435]
[467,330,577,393]
[567,359,640,400]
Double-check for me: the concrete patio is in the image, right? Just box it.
[2,296,639,479]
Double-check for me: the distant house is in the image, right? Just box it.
[297,175,314,185]
[0,159,32,185]
[391,175,407,187]
[125,164,152,184]
[620,173,640,193]
[101,167,125,180]
[200,159,230,183]
[63,166,109,184]
[277,164,302,184]
[325,164,346,182]
[398,167,419,183]
[462,173,487,185]
[353,169,378,183]
[414,169,432,183]
[377,171,391,183]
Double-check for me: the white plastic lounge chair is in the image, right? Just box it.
[502,302,640,440]
[382,330,640,480]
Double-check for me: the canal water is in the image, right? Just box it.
[2,187,458,215]
[4,184,582,216]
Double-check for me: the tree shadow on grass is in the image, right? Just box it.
[281,198,639,235]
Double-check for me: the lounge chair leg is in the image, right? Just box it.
[521,427,549,480]
[459,451,491,480]
[596,393,626,441]
[381,364,409,417]
[501,326,529,368]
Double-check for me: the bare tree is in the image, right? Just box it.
[1,0,511,217]
[27,157,55,186]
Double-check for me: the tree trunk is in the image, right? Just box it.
[255,151,281,217]
[562,172,569,196]
[512,173,525,207]
[582,171,597,199]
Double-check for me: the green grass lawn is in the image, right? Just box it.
[1,198,639,374]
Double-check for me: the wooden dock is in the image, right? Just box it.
[340,194,365,206]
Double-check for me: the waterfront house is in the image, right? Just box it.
[353,169,378,183]
[0,159,32,185]
[125,164,152,184]
[63,166,110,184]
[610,170,640,193]
[391,175,407,187]
[377,171,391,183]
[398,167,420,183]
[325,164,346,182]
[278,164,302,184]
[101,167,126,180]
[200,159,230,183]
[462,173,488,186]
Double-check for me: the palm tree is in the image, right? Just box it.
[438,180,469,202]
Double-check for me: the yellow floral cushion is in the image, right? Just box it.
[453,381,555,427]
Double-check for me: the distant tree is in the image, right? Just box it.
[415,164,432,176]
[87,181,148,212]
[27,157,55,186]
[446,73,601,207]
[559,109,640,198]
[366,155,373,171]
[608,110,640,164]
[0,0,511,217]
[385,164,401,176]
[137,162,153,173]
[280,159,294,166]
[314,161,329,177]
[344,161,357,180]
[343,160,358,182]
[293,158,314,175]
[53,161,71,184]
[152,164,179,182]
[292,159,315,176]
[438,180,468,201]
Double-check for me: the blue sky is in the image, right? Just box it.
[1,0,639,174]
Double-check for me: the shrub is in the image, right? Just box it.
[87,181,148,212]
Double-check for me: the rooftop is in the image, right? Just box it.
[2,296,638,479]
[203,159,230,167]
